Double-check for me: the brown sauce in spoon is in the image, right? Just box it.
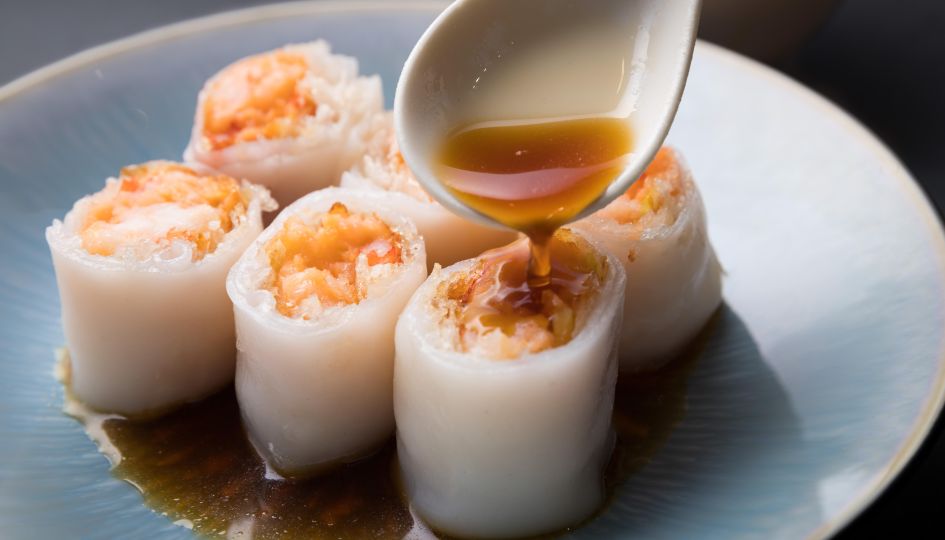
[436,116,633,286]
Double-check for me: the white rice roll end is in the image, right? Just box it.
[340,112,518,268]
[394,233,625,538]
[46,161,275,415]
[574,147,722,373]
[184,41,383,206]
[228,187,427,476]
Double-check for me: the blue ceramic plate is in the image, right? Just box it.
[1,2,943,539]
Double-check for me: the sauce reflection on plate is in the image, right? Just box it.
[57,318,711,539]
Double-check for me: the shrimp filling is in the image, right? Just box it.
[79,162,248,261]
[436,230,606,360]
[264,203,403,319]
[202,51,316,151]
[596,147,684,227]
[362,130,432,203]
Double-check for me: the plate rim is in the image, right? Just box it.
[695,42,945,540]
[2,1,944,538]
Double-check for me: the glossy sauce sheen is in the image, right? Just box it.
[442,231,604,355]
[63,323,711,539]
[436,117,632,281]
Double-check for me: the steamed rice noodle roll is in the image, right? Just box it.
[394,229,625,538]
[340,112,517,268]
[184,41,383,206]
[46,160,275,415]
[227,187,426,476]
[573,147,722,373]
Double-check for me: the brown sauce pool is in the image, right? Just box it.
[59,313,713,539]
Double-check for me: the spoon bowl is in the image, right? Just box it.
[395,0,702,230]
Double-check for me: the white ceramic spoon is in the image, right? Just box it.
[395,0,702,229]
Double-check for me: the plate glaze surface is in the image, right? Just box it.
[1,2,944,539]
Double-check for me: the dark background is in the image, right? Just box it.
[1,0,943,537]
